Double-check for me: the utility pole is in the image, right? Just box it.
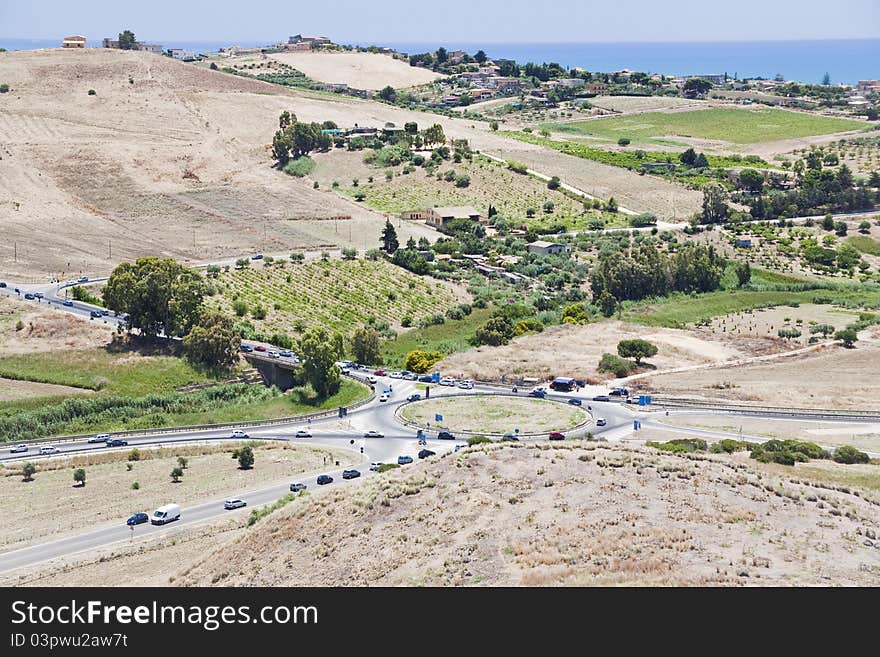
[13,241,16,263]
[108,240,112,259]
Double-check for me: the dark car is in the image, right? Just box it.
[549,431,566,441]
[240,343,254,352]
[62,300,74,307]
[34,292,44,299]
[528,389,547,398]
[567,398,583,406]
[89,310,102,318]
[251,254,264,260]
[407,393,422,402]
[105,438,129,447]
[418,449,436,459]
[592,395,611,402]
[418,375,433,383]
[501,433,519,442]
[397,455,414,465]
[290,482,307,492]
[437,431,455,440]
[126,512,149,526]
[342,469,361,480]
[24,293,35,300]
[0,282,6,288]
[317,474,333,485]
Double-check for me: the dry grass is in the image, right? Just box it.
[174,442,880,586]
[400,396,587,434]
[268,52,443,90]
[0,296,113,356]
[0,442,347,550]
[438,320,752,382]
[650,326,880,410]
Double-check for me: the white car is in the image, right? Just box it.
[10,443,28,454]
[231,429,250,439]
[267,350,280,359]
[366,375,377,384]
[88,433,110,444]
[294,429,312,438]
[379,393,389,402]
[457,380,474,390]
[363,430,384,438]
[595,418,607,427]
[389,371,403,379]
[439,377,456,386]
[223,498,247,510]
[39,446,59,455]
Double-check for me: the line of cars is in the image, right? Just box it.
[241,343,298,361]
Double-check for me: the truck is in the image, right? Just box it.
[150,503,181,525]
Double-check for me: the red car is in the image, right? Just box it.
[254,345,267,352]
[373,369,386,376]
[549,431,566,441]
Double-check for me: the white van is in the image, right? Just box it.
[150,503,181,525]
[39,446,59,455]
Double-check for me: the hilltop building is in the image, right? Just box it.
[62,35,87,49]
[102,38,163,54]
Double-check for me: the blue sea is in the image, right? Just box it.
[2,37,877,85]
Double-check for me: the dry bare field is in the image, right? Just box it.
[649,326,880,409]
[438,320,771,383]
[268,52,443,90]
[174,443,880,586]
[589,95,706,114]
[0,49,706,281]
[0,442,347,550]
[0,295,113,356]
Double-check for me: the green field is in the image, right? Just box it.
[0,346,370,440]
[847,235,880,256]
[624,286,880,328]
[541,108,867,144]
[380,307,493,368]
[212,258,464,336]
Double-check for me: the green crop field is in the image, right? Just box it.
[380,307,493,368]
[847,235,880,257]
[541,108,867,144]
[212,258,465,336]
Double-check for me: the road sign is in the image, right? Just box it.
[633,420,641,431]
[435,414,443,422]
[514,428,520,434]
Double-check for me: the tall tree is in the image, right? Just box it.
[381,220,399,253]
[103,257,207,338]
[474,49,488,64]
[351,328,382,365]
[617,339,658,365]
[299,327,342,398]
[118,30,136,50]
[822,72,831,86]
[183,311,239,368]
[701,183,729,224]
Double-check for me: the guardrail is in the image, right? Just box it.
[393,392,595,438]
[647,396,880,421]
[4,375,376,447]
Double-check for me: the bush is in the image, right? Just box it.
[617,138,631,146]
[597,353,633,377]
[73,468,86,486]
[127,448,141,462]
[454,174,471,188]
[0,84,9,93]
[88,89,96,95]
[467,435,493,446]
[376,463,401,473]
[832,445,870,464]
[404,349,444,373]
[710,439,749,454]
[507,160,528,174]
[170,467,184,482]
[283,156,316,177]
[750,439,828,465]
[131,481,140,490]
[237,445,255,469]
[21,462,36,481]
[646,438,707,453]
[547,176,561,190]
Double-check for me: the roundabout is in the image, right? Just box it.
[398,394,590,436]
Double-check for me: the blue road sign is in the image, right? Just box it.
[514,428,520,434]
[435,414,443,422]
[633,419,641,431]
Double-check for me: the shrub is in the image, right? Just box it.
[73,468,86,486]
[646,438,707,453]
[88,89,96,95]
[507,160,528,174]
[547,176,561,190]
[127,448,141,462]
[21,462,36,481]
[0,83,9,93]
[131,481,140,490]
[237,445,255,469]
[777,327,802,340]
[454,174,470,188]
[597,353,633,377]
[283,156,316,177]
[832,445,870,464]
[376,463,401,473]
[834,328,858,347]
[710,439,749,454]
[170,467,183,482]
[617,138,631,146]
[232,300,248,317]
[467,435,493,446]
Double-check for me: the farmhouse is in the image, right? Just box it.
[102,38,163,54]
[857,80,880,94]
[425,206,483,229]
[167,48,197,61]
[527,240,569,256]
[62,35,87,49]
[289,34,331,46]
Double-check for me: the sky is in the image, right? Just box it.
[1,0,878,44]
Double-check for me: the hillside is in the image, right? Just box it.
[0,49,704,280]
[177,442,880,586]
[268,51,443,90]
